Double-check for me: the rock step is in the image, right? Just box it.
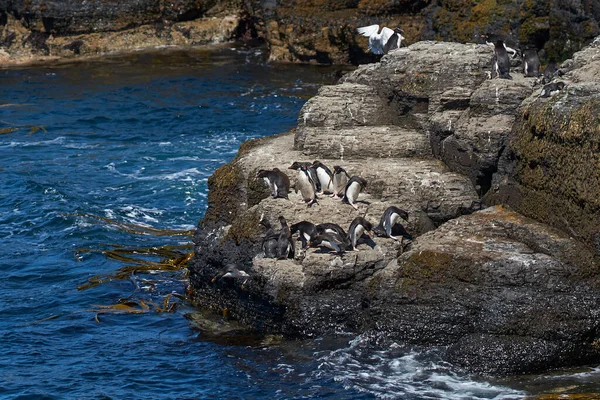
[252,234,399,297]
[238,133,479,223]
[300,125,432,159]
[294,82,399,150]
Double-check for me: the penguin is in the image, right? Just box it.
[540,81,565,98]
[348,216,374,251]
[342,176,368,210]
[492,40,512,80]
[256,168,290,199]
[373,206,410,241]
[312,160,334,194]
[276,216,294,260]
[356,24,395,55]
[316,223,351,250]
[211,264,250,284]
[260,215,279,258]
[330,165,350,199]
[542,60,559,84]
[316,223,348,238]
[481,34,518,58]
[288,161,318,207]
[383,26,404,54]
[290,221,318,249]
[309,232,346,255]
[522,47,540,77]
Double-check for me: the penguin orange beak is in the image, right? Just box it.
[367,230,374,238]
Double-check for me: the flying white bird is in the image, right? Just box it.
[357,25,404,55]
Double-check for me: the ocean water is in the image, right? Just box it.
[0,45,597,399]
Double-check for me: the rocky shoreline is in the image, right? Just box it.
[187,38,600,376]
[2,0,599,66]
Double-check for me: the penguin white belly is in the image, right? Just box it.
[316,169,332,192]
[303,232,311,242]
[346,182,360,203]
[352,225,365,248]
[322,240,340,252]
[262,177,272,191]
[386,213,400,236]
[297,171,314,201]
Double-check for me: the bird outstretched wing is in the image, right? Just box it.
[380,27,394,45]
[357,24,380,37]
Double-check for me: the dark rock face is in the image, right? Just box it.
[368,206,600,375]
[0,0,246,65]
[0,0,220,34]
[243,0,599,64]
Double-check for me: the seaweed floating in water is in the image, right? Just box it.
[70,212,195,237]
[91,293,185,322]
[76,245,193,290]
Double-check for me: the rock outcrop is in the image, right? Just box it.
[486,36,600,254]
[188,39,600,375]
[0,0,249,65]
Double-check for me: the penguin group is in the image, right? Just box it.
[286,160,368,210]
[260,205,411,258]
[481,33,566,97]
[356,24,405,55]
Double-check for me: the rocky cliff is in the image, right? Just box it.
[2,0,599,66]
[188,39,600,376]
[245,0,599,64]
[0,0,249,65]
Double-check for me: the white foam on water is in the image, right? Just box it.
[105,163,204,182]
[314,335,526,400]
[6,136,66,148]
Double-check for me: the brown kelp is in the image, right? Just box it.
[76,245,193,291]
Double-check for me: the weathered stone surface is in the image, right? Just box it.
[300,126,431,160]
[438,77,535,192]
[365,206,600,374]
[294,83,398,150]
[341,42,535,194]
[487,39,600,253]
[244,133,476,218]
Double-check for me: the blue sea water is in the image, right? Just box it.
[1,45,598,399]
